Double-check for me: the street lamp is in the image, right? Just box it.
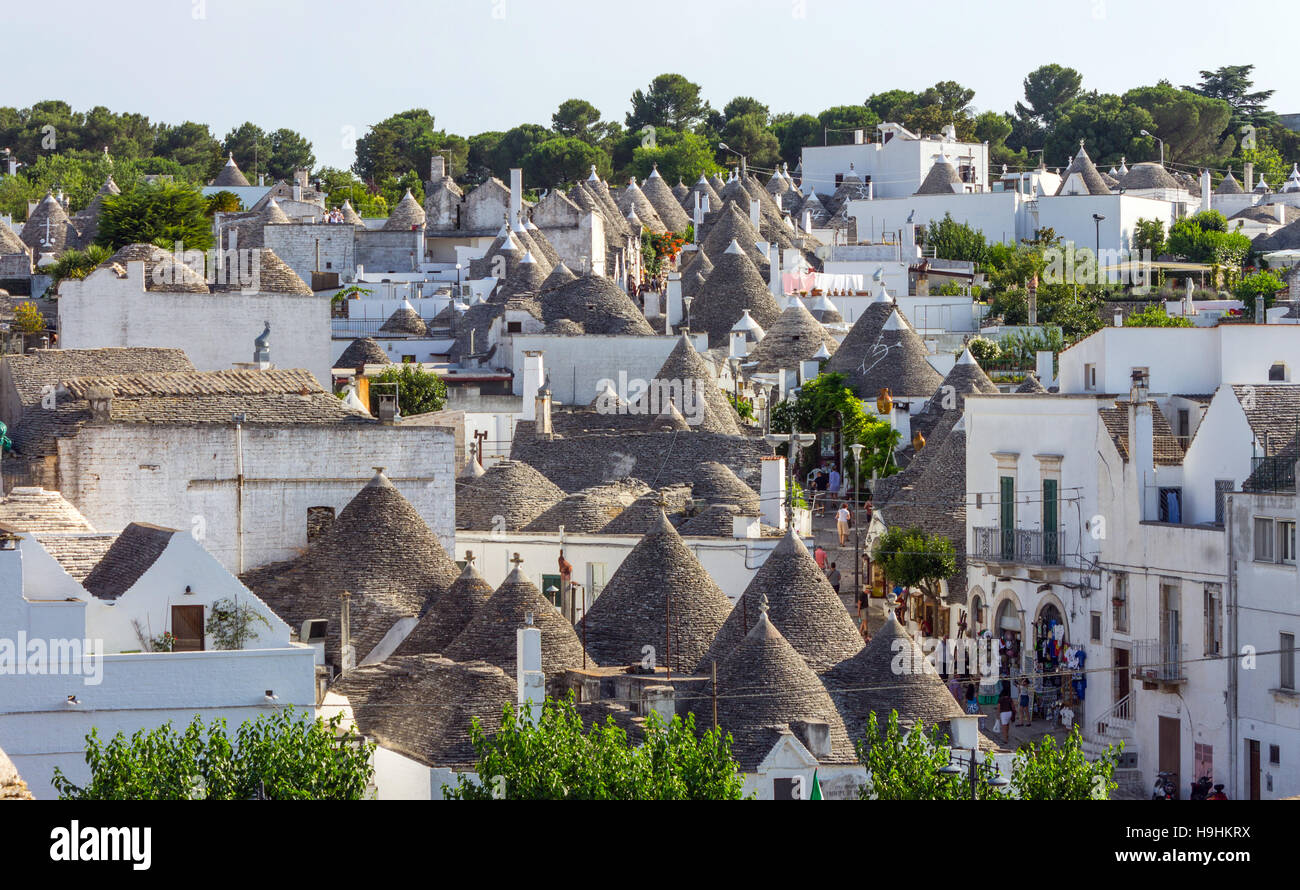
[682,294,693,331]
[940,747,1012,800]
[850,442,865,607]
[765,430,816,527]
[718,142,747,178]
[1092,213,1105,276]
[1139,130,1163,167]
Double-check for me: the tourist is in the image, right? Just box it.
[964,681,979,715]
[826,562,841,593]
[828,465,841,498]
[1016,676,1032,726]
[813,543,828,570]
[836,502,851,547]
[998,686,1015,743]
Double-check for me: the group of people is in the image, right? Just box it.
[323,206,349,224]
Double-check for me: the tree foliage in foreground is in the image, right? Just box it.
[443,695,749,800]
[52,709,374,800]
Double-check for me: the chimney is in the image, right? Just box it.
[892,402,911,456]
[253,321,271,364]
[730,329,748,359]
[294,168,309,189]
[1200,168,1212,214]
[666,273,684,330]
[793,719,831,759]
[521,350,544,421]
[750,199,761,230]
[431,155,446,182]
[693,191,703,241]
[799,355,821,384]
[257,173,265,187]
[802,208,812,233]
[516,626,544,725]
[1035,350,1054,387]
[292,183,302,203]
[1114,310,1123,327]
[534,376,554,440]
[642,685,676,722]
[854,129,865,145]
[509,168,523,229]
[760,455,787,529]
[85,385,113,422]
[1244,162,1254,192]
[1128,369,1156,520]
[768,244,781,297]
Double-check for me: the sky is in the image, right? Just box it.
[7,0,1295,171]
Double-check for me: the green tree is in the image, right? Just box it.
[47,244,111,287]
[96,179,214,251]
[1185,64,1277,137]
[1123,303,1191,327]
[818,105,881,145]
[152,120,223,179]
[872,526,957,600]
[1043,92,1155,167]
[771,112,821,166]
[1133,217,1166,258]
[1124,82,1233,165]
[1233,269,1285,316]
[1017,64,1084,125]
[769,372,899,478]
[205,190,242,214]
[628,131,722,185]
[857,710,1004,800]
[866,90,918,126]
[368,363,447,417]
[14,301,46,334]
[1239,144,1289,190]
[266,128,315,181]
[719,112,781,168]
[551,99,615,144]
[523,136,610,187]
[721,96,769,124]
[222,121,271,180]
[1010,727,1120,800]
[443,695,748,800]
[626,73,712,133]
[353,109,461,183]
[490,124,553,180]
[52,709,373,800]
[919,212,989,264]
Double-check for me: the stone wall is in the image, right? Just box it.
[355,230,423,275]
[264,223,355,285]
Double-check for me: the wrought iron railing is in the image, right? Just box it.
[1134,639,1187,683]
[1249,455,1296,493]
[971,525,1066,566]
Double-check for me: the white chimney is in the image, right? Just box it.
[1244,162,1254,192]
[802,208,812,233]
[431,155,446,181]
[521,350,544,420]
[293,183,302,203]
[1128,369,1156,521]
[666,273,683,330]
[516,626,544,725]
[1035,350,1054,386]
[769,244,781,296]
[750,199,761,230]
[693,191,703,241]
[761,455,787,529]
[509,168,523,228]
[854,129,865,145]
[1200,168,1212,214]
[642,685,676,722]
[892,403,911,455]
[730,329,748,358]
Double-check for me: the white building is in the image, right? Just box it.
[0,521,317,799]
[800,122,990,200]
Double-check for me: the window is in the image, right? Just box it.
[1042,478,1059,563]
[1091,611,1102,642]
[171,605,204,652]
[1214,480,1233,526]
[1112,573,1129,633]
[1283,633,1296,691]
[1204,584,1222,656]
[1194,743,1213,781]
[540,573,561,607]
[1084,364,1097,391]
[1255,518,1275,562]
[1280,521,1297,564]
[506,321,523,333]
[1270,744,1281,765]
[999,475,1015,560]
[773,777,800,800]
[586,562,607,601]
[1160,581,1181,667]
[401,354,416,363]
[1158,487,1182,523]
[1269,362,1288,382]
[1177,409,1190,448]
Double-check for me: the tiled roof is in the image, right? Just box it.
[82,522,175,601]
[0,487,95,532]
[34,533,117,582]
[1099,402,1186,465]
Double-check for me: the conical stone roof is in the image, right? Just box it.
[444,564,591,679]
[577,511,733,673]
[540,274,654,335]
[690,460,760,515]
[335,337,390,371]
[1055,143,1111,196]
[21,193,77,254]
[1215,171,1244,195]
[824,307,942,398]
[915,156,963,195]
[689,240,782,348]
[241,471,459,668]
[693,609,856,769]
[705,529,864,672]
[742,298,839,374]
[539,260,577,293]
[379,303,429,336]
[616,178,668,234]
[341,200,366,225]
[632,335,743,435]
[455,459,566,530]
[640,166,692,232]
[497,250,547,301]
[97,243,210,294]
[823,611,965,740]
[600,484,693,534]
[700,202,766,268]
[383,189,427,231]
[1015,373,1048,393]
[394,560,495,656]
[212,153,251,188]
[523,478,650,533]
[0,219,30,257]
[262,198,291,225]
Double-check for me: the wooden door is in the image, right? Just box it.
[1158,716,1180,796]
[171,605,204,652]
[1114,647,1130,705]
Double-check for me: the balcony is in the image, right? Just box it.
[1248,455,1296,493]
[1133,639,1187,686]
[971,525,1066,567]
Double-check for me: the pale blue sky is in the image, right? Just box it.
[9,0,1294,170]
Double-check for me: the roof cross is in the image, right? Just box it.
[510,551,524,568]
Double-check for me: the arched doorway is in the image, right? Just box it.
[993,593,1023,679]
[1030,598,1080,724]
[967,587,986,638]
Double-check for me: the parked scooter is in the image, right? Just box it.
[1189,775,1213,800]
[1152,771,1178,800]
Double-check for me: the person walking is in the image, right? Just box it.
[836,502,851,547]
[813,544,828,570]
[826,562,841,593]
[1016,676,1033,726]
[998,685,1015,744]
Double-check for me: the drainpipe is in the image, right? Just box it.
[233,412,246,574]
[1227,502,1238,799]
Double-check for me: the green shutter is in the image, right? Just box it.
[1043,479,1059,564]
[999,476,1015,560]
